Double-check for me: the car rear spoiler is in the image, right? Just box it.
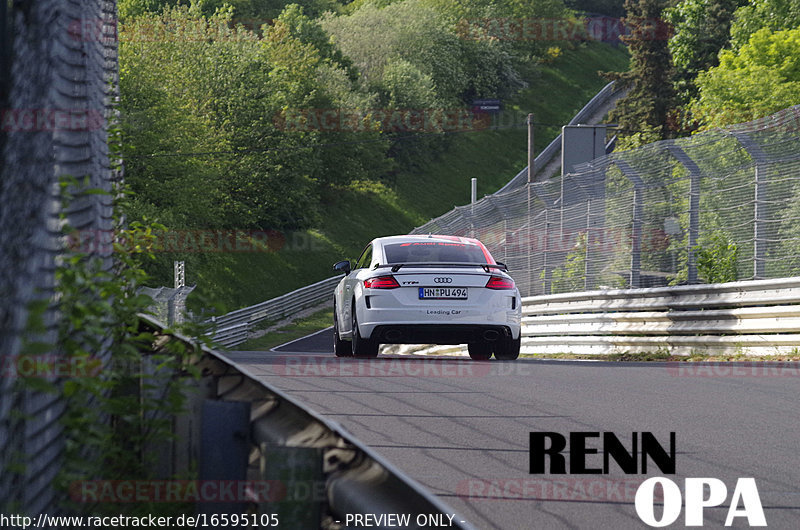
[377,262,509,273]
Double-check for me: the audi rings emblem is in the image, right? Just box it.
[433,277,453,283]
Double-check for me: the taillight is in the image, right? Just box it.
[486,276,514,290]
[364,275,400,289]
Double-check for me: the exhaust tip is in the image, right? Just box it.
[483,330,500,342]
[385,329,403,342]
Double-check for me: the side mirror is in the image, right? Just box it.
[333,260,351,275]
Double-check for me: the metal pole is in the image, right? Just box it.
[543,209,551,294]
[471,178,477,204]
[729,131,768,280]
[503,218,508,265]
[584,199,591,291]
[687,170,700,283]
[630,189,642,288]
[174,260,185,289]
[528,114,534,183]
[527,114,534,296]
[470,178,477,238]
[666,145,703,284]
[754,165,766,279]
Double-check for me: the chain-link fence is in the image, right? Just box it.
[412,105,800,297]
[140,285,196,326]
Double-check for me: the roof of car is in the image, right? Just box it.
[372,234,484,246]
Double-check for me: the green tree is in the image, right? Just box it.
[665,0,745,104]
[565,0,626,17]
[322,0,531,105]
[696,231,739,283]
[119,0,344,20]
[605,0,677,148]
[730,0,800,49]
[691,27,800,127]
[550,232,588,293]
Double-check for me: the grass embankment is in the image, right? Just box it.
[240,308,333,351]
[196,42,630,312]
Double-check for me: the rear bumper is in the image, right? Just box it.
[368,324,515,345]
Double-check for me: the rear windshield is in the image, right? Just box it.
[383,241,492,264]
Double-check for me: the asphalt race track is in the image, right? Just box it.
[226,331,800,529]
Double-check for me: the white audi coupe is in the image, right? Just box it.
[332,235,522,360]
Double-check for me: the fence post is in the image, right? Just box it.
[630,188,642,288]
[753,164,766,279]
[469,178,477,238]
[527,114,534,183]
[174,260,185,289]
[503,218,508,265]
[527,114,534,296]
[615,160,645,288]
[730,132,768,280]
[584,199,591,291]
[543,209,552,294]
[688,170,700,284]
[666,146,702,283]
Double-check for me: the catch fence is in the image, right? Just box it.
[412,106,800,297]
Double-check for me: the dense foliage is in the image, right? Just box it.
[605,0,677,147]
[665,0,800,129]
[664,0,744,103]
[118,0,583,304]
[118,0,800,302]
[691,27,800,126]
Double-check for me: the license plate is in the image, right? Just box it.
[419,287,468,300]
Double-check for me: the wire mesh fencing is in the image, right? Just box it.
[140,285,196,325]
[411,105,800,297]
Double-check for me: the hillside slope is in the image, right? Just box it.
[181,42,629,309]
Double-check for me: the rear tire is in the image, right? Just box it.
[494,336,521,360]
[333,307,350,357]
[468,342,492,360]
[351,307,378,358]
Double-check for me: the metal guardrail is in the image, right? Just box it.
[188,327,476,529]
[207,276,340,348]
[137,314,473,528]
[521,276,800,356]
[496,81,623,193]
